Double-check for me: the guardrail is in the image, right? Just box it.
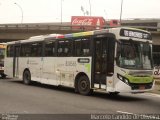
[0,23,160,33]
[0,24,100,31]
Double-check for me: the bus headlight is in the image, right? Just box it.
[124,78,129,84]
[117,74,129,85]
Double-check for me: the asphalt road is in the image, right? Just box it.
[0,79,160,119]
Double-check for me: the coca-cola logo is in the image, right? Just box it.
[72,18,93,26]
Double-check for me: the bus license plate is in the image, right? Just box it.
[139,85,145,90]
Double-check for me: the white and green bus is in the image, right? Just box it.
[5,27,154,95]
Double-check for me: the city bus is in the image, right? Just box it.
[0,43,7,78]
[4,27,154,95]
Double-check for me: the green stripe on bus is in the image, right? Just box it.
[125,74,153,84]
[85,64,90,73]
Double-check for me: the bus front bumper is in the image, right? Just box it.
[114,80,154,93]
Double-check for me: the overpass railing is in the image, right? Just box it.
[0,23,160,32]
[0,24,101,31]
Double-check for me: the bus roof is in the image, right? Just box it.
[111,27,150,34]
[6,27,151,45]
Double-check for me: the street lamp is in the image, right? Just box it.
[81,6,89,16]
[14,2,23,24]
[81,6,85,16]
[60,0,64,24]
[120,0,123,25]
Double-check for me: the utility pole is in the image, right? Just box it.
[120,0,123,25]
[89,0,91,16]
[14,2,23,24]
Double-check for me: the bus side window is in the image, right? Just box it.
[45,40,56,57]
[74,39,81,56]
[63,41,68,56]
[81,38,90,56]
[74,37,90,56]
[7,45,14,57]
[57,40,71,57]
[21,44,31,57]
[58,41,64,56]
[64,40,72,56]
[30,42,42,57]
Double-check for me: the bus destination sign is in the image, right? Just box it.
[120,29,151,40]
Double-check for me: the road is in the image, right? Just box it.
[0,78,160,119]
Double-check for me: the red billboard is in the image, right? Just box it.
[71,16,105,30]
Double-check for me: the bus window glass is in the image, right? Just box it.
[74,37,90,56]
[74,39,81,56]
[58,40,71,57]
[81,38,90,56]
[116,40,152,70]
[7,45,14,57]
[45,41,56,57]
[58,41,64,56]
[21,44,31,57]
[30,42,42,57]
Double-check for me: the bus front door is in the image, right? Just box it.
[94,36,115,88]
[13,45,20,78]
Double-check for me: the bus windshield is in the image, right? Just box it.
[117,40,153,70]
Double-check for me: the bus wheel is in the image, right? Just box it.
[77,76,92,95]
[1,73,7,79]
[23,70,31,85]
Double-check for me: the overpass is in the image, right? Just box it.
[0,20,160,45]
[0,23,83,42]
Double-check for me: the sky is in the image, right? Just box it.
[0,0,160,24]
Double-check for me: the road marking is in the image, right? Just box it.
[142,93,160,98]
[117,111,160,119]
[117,111,133,115]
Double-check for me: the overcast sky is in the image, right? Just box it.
[0,0,160,24]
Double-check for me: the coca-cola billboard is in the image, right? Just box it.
[71,16,105,30]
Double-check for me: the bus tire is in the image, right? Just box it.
[23,70,31,85]
[77,76,92,95]
[1,73,6,79]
